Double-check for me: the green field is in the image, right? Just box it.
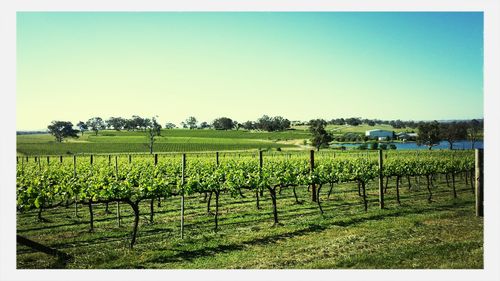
[17,175,482,269]
[16,125,418,155]
[16,129,311,155]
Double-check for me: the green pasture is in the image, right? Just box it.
[16,129,309,155]
[17,125,418,155]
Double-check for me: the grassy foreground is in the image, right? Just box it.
[17,174,483,269]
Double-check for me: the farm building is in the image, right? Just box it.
[396,132,418,141]
[365,129,394,140]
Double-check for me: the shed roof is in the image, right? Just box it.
[366,129,392,133]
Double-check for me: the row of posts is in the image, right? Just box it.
[309,149,483,217]
[17,148,484,219]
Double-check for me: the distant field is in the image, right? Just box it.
[16,125,414,155]
[292,124,412,135]
[16,129,309,155]
[95,129,311,140]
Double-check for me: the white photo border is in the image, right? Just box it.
[1,1,498,281]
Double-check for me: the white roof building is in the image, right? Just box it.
[396,132,418,140]
[365,129,393,139]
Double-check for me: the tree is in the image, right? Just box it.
[143,118,153,130]
[416,121,441,150]
[390,120,405,129]
[124,119,137,131]
[106,117,126,131]
[152,117,162,136]
[271,116,291,131]
[467,119,483,149]
[164,122,176,129]
[255,115,290,132]
[212,117,235,130]
[309,119,333,151]
[76,121,88,136]
[47,121,79,142]
[184,116,198,129]
[369,142,379,150]
[241,121,255,130]
[130,115,149,131]
[346,117,361,126]
[256,115,272,131]
[234,121,241,130]
[406,121,417,129]
[329,118,345,125]
[440,122,467,150]
[86,117,106,136]
[199,122,211,129]
[147,117,162,154]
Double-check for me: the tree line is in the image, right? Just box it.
[45,115,483,152]
[47,115,293,139]
[178,115,291,132]
[45,115,293,143]
[417,120,483,150]
[328,117,421,129]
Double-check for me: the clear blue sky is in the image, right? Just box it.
[17,12,483,130]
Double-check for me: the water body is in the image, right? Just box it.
[333,140,483,150]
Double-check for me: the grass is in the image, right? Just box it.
[16,125,415,155]
[16,174,483,269]
[16,129,306,155]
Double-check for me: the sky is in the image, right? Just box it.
[16,12,483,130]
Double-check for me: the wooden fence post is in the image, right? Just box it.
[216,151,219,166]
[60,155,63,163]
[154,153,158,165]
[90,154,93,165]
[73,155,78,217]
[378,149,384,209]
[259,150,264,197]
[259,150,263,170]
[475,149,483,217]
[310,150,316,202]
[115,156,121,227]
[181,153,186,239]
